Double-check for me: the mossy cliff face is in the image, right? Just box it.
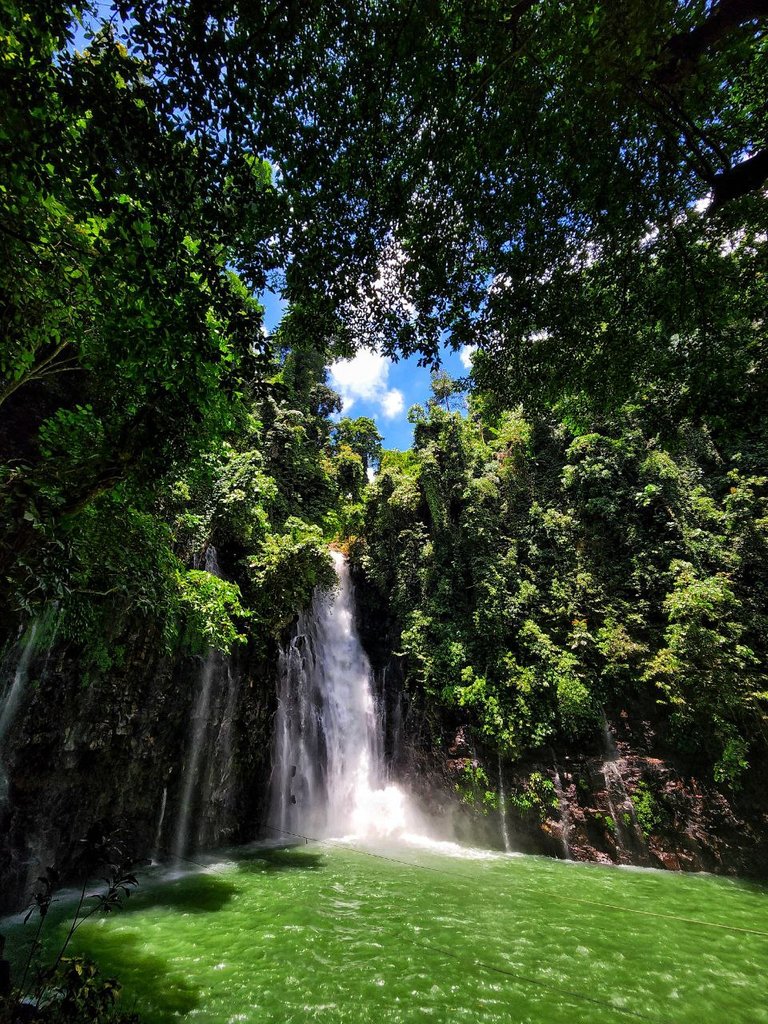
[395,697,768,876]
[369,659,768,876]
[532,701,768,876]
[0,619,277,913]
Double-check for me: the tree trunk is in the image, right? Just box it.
[711,147,768,209]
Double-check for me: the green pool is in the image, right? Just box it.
[7,838,768,1023]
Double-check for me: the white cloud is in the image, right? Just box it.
[329,350,406,421]
[459,345,478,369]
[381,389,404,419]
[329,350,389,414]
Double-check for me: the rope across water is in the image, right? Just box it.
[154,828,767,1024]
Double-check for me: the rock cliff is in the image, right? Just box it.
[0,617,276,913]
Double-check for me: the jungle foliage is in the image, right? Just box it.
[0,0,766,778]
[353,379,768,786]
[0,3,380,663]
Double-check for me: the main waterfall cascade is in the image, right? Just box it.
[270,551,415,841]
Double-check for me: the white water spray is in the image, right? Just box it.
[497,753,512,853]
[270,551,413,840]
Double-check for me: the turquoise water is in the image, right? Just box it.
[7,839,768,1023]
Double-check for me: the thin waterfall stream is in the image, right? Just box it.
[0,619,40,758]
[173,652,218,862]
[152,785,168,862]
[172,546,239,862]
[270,550,414,840]
[600,711,644,857]
[497,752,512,853]
[551,758,571,860]
[0,606,60,805]
[0,620,40,805]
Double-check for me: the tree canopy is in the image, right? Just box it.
[99,0,767,419]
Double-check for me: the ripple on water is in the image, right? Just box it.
[4,843,768,1024]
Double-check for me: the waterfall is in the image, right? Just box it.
[270,551,411,840]
[0,606,61,805]
[173,651,218,862]
[497,753,512,853]
[0,618,41,757]
[196,658,240,849]
[152,785,168,862]
[551,761,571,860]
[0,623,37,804]
[172,545,239,862]
[600,711,643,857]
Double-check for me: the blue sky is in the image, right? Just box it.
[261,290,473,450]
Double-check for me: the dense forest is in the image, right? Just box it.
[355,379,768,788]
[0,1,767,1021]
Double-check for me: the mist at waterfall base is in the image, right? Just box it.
[269,550,439,851]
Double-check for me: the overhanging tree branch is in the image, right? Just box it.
[711,147,768,209]
[0,341,75,409]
